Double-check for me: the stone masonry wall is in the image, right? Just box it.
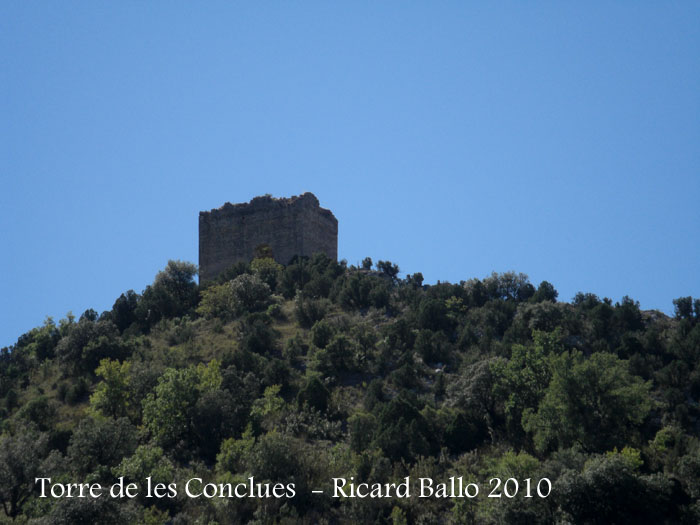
[199,193,338,282]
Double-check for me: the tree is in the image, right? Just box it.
[349,412,377,452]
[197,281,236,320]
[377,260,400,282]
[673,296,695,320]
[337,273,374,311]
[142,362,222,454]
[136,260,198,328]
[113,444,175,508]
[41,496,126,524]
[405,272,424,288]
[67,417,137,476]
[443,409,488,453]
[251,257,283,291]
[531,281,558,303]
[249,431,304,484]
[417,297,450,332]
[414,329,450,363]
[372,398,433,461]
[447,358,500,443]
[15,317,59,361]
[239,313,278,355]
[511,301,564,335]
[229,273,272,313]
[192,389,241,461]
[523,351,652,452]
[294,292,328,328]
[56,317,128,374]
[90,358,132,419]
[311,320,334,349]
[142,367,200,450]
[297,376,330,413]
[558,453,685,524]
[16,395,56,431]
[483,271,532,301]
[491,330,561,444]
[111,290,139,333]
[0,426,49,519]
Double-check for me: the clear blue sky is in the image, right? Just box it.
[2,2,699,347]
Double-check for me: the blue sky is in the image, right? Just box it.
[2,2,699,347]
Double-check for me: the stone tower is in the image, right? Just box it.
[199,192,338,282]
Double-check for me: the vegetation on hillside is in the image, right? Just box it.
[1,255,699,523]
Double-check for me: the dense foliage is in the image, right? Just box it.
[1,255,699,523]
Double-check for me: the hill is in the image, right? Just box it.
[1,255,699,523]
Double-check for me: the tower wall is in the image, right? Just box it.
[199,193,337,282]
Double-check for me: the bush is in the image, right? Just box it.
[297,376,330,413]
[284,334,308,362]
[17,396,56,431]
[239,314,278,355]
[311,320,334,349]
[65,377,90,405]
[294,292,328,328]
[266,302,283,319]
[230,273,272,313]
[198,274,271,320]
[251,257,283,291]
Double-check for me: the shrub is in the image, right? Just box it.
[294,292,328,328]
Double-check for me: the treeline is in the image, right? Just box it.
[1,254,699,523]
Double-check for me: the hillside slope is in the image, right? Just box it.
[2,255,699,524]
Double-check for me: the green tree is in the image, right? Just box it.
[523,351,652,452]
[372,398,433,461]
[673,296,695,320]
[297,376,331,413]
[337,272,390,311]
[42,497,125,524]
[67,416,137,476]
[16,317,60,360]
[136,260,198,328]
[349,412,377,452]
[251,257,283,291]
[230,273,272,313]
[0,427,49,519]
[447,358,500,439]
[251,384,286,431]
[294,292,328,328]
[141,363,223,452]
[248,431,307,502]
[196,281,237,320]
[90,358,132,419]
[216,427,255,475]
[377,260,400,282]
[531,280,558,303]
[16,395,56,431]
[311,320,334,349]
[239,313,278,355]
[193,389,241,460]
[491,330,561,444]
[417,297,451,332]
[111,290,139,333]
[56,317,128,374]
[142,368,196,447]
[113,444,175,508]
[558,453,684,524]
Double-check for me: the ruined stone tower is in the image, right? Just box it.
[199,192,338,282]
